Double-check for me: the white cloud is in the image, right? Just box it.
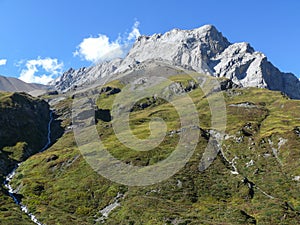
[74,21,141,63]
[18,57,64,84]
[127,21,141,41]
[0,59,7,66]
[73,35,123,63]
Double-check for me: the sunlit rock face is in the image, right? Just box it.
[53,25,300,99]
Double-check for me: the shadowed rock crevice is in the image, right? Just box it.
[95,109,112,122]
[240,210,257,224]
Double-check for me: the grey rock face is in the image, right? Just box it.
[120,25,300,99]
[116,25,230,74]
[53,25,300,99]
[50,58,122,92]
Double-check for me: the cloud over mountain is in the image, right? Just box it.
[18,57,63,84]
[73,21,141,63]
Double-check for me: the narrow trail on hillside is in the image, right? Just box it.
[3,111,54,225]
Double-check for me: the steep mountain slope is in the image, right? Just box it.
[0,92,51,225]
[0,75,49,96]
[1,25,300,225]
[51,25,300,99]
[7,69,300,225]
[0,92,63,224]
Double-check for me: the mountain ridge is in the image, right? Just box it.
[0,75,50,96]
[51,24,300,99]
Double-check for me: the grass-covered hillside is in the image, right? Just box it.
[2,73,300,225]
[0,92,51,225]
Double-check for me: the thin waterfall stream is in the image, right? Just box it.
[3,111,54,225]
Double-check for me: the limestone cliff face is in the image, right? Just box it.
[115,25,230,74]
[120,24,300,99]
[52,25,300,99]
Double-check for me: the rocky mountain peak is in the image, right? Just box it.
[115,24,230,74]
[52,24,300,99]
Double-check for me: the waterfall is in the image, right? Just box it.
[40,111,53,152]
[3,110,54,225]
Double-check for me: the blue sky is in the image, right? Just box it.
[0,0,299,84]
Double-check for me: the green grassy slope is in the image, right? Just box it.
[4,75,300,224]
[0,92,52,224]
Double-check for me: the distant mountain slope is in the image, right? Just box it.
[0,75,49,96]
[52,25,300,99]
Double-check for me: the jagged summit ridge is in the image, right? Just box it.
[51,58,122,91]
[116,24,230,74]
[52,24,300,99]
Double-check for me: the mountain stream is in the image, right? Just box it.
[3,111,54,225]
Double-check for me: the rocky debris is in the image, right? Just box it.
[293,176,300,182]
[268,138,284,166]
[163,80,200,97]
[176,179,183,188]
[48,155,80,172]
[218,149,240,175]
[166,218,188,225]
[226,89,243,97]
[219,78,241,90]
[99,86,121,96]
[242,177,255,199]
[278,137,287,149]
[166,82,187,96]
[95,192,124,223]
[294,127,300,137]
[229,102,257,108]
[246,159,255,168]
[130,96,164,111]
[242,123,257,136]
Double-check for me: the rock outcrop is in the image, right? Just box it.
[52,25,300,99]
[0,92,51,175]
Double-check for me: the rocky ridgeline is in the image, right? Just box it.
[51,25,300,99]
[51,58,122,92]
